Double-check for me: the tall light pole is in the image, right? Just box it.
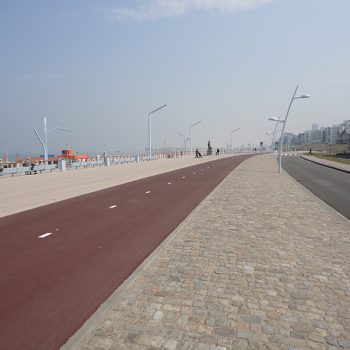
[34,117,72,165]
[265,132,273,152]
[189,120,202,155]
[178,132,189,152]
[278,85,310,173]
[148,104,167,157]
[231,128,240,154]
[4,142,8,162]
[268,117,285,155]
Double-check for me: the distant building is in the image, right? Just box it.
[339,128,350,145]
[283,119,350,150]
[331,124,342,144]
[311,129,322,144]
[323,127,332,144]
[311,123,319,131]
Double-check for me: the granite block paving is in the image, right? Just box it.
[76,155,350,350]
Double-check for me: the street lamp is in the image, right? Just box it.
[278,85,310,173]
[148,104,167,157]
[268,117,285,155]
[189,120,202,155]
[231,128,240,154]
[4,142,8,162]
[178,132,189,153]
[34,117,72,165]
[265,132,273,153]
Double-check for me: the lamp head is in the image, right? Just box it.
[295,94,311,99]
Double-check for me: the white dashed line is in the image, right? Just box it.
[168,182,172,185]
[145,191,151,194]
[38,233,53,239]
[109,205,117,209]
[182,176,186,179]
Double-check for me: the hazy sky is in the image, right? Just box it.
[1,0,350,157]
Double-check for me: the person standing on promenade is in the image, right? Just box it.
[0,159,4,176]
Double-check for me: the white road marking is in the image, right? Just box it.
[145,191,151,194]
[168,182,172,185]
[182,176,186,179]
[109,205,117,209]
[38,233,53,239]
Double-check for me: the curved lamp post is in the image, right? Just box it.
[231,128,240,154]
[278,85,310,173]
[178,132,189,153]
[189,120,202,155]
[265,132,273,152]
[268,117,285,154]
[148,104,167,157]
[34,117,72,165]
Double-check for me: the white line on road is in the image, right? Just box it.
[109,205,117,209]
[145,191,151,194]
[182,176,186,179]
[168,182,172,185]
[38,233,53,239]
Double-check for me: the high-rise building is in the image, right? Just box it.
[312,123,319,131]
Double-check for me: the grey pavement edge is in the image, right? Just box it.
[300,155,350,174]
[64,154,350,350]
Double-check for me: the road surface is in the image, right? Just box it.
[282,156,350,219]
[0,154,253,350]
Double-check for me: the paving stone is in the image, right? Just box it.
[241,315,261,324]
[164,339,178,350]
[236,330,253,340]
[75,155,350,350]
[338,338,350,348]
[233,339,248,350]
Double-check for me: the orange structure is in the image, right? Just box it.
[61,150,89,160]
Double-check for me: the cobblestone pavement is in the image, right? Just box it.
[74,155,350,350]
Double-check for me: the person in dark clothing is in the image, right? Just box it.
[195,149,203,158]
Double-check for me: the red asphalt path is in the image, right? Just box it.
[0,155,253,350]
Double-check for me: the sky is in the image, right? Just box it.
[1,0,350,158]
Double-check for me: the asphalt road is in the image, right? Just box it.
[0,154,253,350]
[282,156,350,219]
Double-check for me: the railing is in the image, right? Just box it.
[1,164,57,176]
[0,155,159,177]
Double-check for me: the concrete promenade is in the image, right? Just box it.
[66,154,350,350]
[0,155,232,218]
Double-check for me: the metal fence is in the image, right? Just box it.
[0,155,158,177]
